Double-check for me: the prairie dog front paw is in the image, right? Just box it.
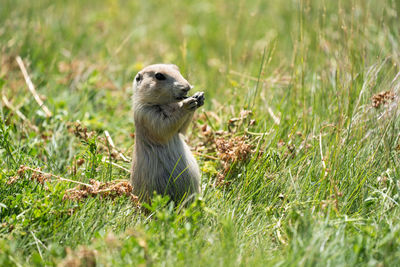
[182,97,198,111]
[192,92,205,107]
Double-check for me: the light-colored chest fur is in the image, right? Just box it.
[131,103,200,203]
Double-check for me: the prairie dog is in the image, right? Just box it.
[130,64,204,204]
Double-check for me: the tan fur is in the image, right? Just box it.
[130,64,204,204]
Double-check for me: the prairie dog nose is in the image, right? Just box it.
[182,85,193,93]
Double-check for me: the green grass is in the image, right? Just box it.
[1,0,400,266]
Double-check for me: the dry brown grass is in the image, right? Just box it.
[372,90,395,108]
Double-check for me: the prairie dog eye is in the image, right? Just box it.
[135,73,141,82]
[155,73,166,80]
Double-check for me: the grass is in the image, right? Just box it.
[0,0,400,266]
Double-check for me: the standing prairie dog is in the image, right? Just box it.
[130,64,204,204]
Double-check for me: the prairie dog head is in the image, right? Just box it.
[133,64,193,105]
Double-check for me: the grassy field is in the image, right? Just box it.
[1,0,400,266]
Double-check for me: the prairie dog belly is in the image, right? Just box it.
[132,134,200,203]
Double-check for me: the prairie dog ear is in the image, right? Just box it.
[168,64,179,71]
